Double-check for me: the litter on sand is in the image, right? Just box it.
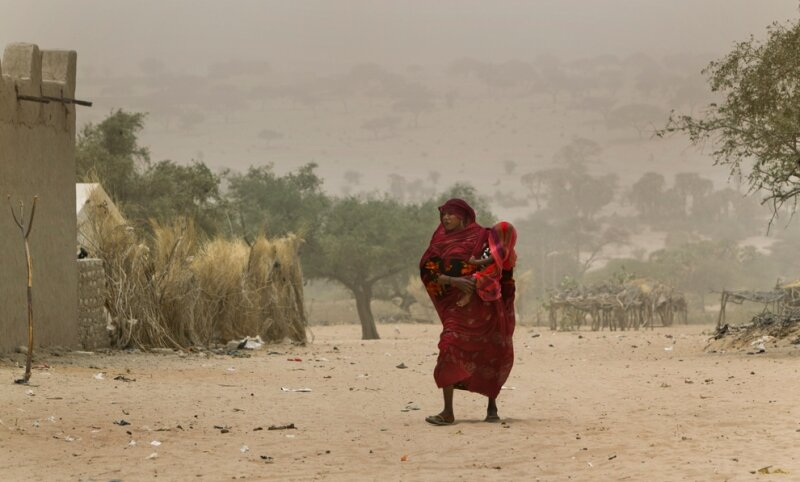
[401,403,420,412]
[281,387,312,392]
[268,423,297,430]
[234,336,264,350]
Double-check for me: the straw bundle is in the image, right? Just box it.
[80,194,307,349]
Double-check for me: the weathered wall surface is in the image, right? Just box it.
[0,43,78,352]
[77,258,109,350]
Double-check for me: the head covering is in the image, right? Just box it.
[420,198,484,267]
[489,221,517,270]
[474,221,518,302]
[437,198,476,225]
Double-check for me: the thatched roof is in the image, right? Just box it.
[780,280,800,290]
[77,183,125,251]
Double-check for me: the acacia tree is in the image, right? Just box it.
[661,18,800,218]
[305,197,430,339]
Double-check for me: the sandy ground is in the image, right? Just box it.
[2,323,799,482]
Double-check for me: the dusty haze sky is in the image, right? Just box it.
[2,0,800,223]
[1,1,798,74]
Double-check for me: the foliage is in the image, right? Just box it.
[661,19,800,217]
[76,110,149,201]
[76,110,223,236]
[304,196,431,339]
[131,160,223,236]
[225,163,329,243]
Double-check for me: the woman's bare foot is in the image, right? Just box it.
[485,398,500,422]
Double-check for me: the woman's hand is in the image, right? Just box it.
[440,274,475,294]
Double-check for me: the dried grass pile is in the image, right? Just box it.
[79,191,307,349]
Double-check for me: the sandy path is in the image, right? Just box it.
[1,323,799,481]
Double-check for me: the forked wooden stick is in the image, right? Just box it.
[8,195,38,384]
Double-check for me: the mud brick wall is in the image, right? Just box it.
[0,43,79,351]
[77,258,109,350]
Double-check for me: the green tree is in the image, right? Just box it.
[305,196,431,340]
[661,18,800,217]
[76,110,150,200]
[131,160,224,235]
[76,110,226,236]
[225,163,329,242]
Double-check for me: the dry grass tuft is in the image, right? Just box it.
[79,196,307,349]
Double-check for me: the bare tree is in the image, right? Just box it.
[8,195,38,384]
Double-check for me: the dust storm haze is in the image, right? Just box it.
[2,1,797,199]
[3,0,800,300]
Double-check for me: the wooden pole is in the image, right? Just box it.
[9,195,38,384]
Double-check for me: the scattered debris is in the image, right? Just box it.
[93,372,105,380]
[240,445,250,453]
[755,466,789,475]
[113,375,136,382]
[709,303,800,352]
[260,455,274,463]
[280,387,312,392]
[233,336,264,350]
[396,363,407,369]
[401,403,420,412]
[268,423,296,431]
[114,419,131,426]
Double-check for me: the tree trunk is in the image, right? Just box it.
[354,285,380,340]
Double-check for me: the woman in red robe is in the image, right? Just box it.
[419,199,516,425]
